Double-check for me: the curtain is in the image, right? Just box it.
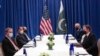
[63,0,100,39]
[0,0,100,42]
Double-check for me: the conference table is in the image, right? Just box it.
[14,34,92,56]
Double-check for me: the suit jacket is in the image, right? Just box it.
[82,32,98,56]
[75,29,84,42]
[2,37,17,56]
[16,33,29,48]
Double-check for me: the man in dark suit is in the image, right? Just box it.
[16,26,29,48]
[23,26,31,41]
[23,26,28,33]
[74,23,84,42]
[2,27,19,56]
[81,25,98,56]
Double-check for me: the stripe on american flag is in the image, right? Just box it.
[40,17,52,35]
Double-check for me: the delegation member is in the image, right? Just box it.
[81,25,98,56]
[2,27,19,56]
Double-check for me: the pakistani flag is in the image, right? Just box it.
[56,0,67,34]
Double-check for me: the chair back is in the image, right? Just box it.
[0,43,4,56]
[97,39,100,56]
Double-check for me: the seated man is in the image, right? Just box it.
[16,26,29,48]
[2,27,19,56]
[23,26,28,33]
[74,23,84,42]
[81,25,98,56]
[23,26,31,41]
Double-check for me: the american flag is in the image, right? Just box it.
[40,0,53,35]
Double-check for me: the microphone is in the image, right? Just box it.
[23,48,27,56]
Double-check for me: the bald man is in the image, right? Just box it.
[74,23,84,42]
[75,23,81,30]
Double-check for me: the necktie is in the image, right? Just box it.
[7,37,19,50]
[25,33,30,41]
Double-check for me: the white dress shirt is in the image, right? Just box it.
[81,32,90,43]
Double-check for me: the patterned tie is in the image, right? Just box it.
[7,37,19,50]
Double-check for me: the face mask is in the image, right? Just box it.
[9,33,13,37]
[75,27,79,31]
[20,31,24,34]
[24,30,27,33]
[83,31,87,34]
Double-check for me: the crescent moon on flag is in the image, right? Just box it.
[58,19,65,31]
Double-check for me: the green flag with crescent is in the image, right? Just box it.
[56,0,67,34]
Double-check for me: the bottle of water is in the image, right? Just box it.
[40,34,43,40]
[23,48,27,56]
[65,34,69,44]
[33,38,36,47]
[69,43,74,56]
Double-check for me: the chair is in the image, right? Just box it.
[97,39,100,56]
[0,43,4,56]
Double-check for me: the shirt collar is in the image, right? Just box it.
[86,32,90,36]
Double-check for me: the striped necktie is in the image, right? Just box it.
[7,37,19,50]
